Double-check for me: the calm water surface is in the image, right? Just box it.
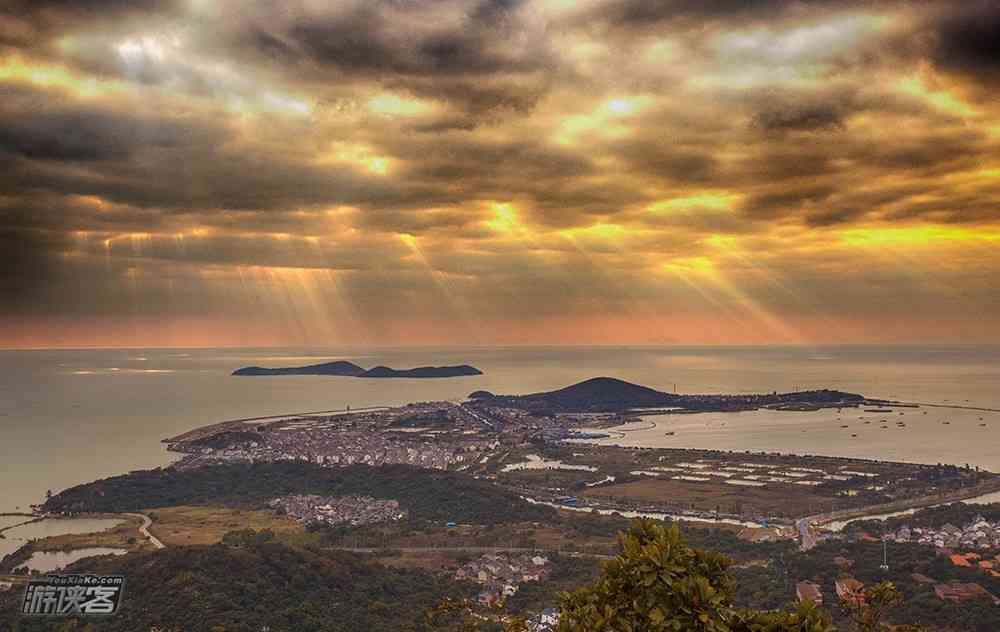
[21,547,127,573]
[2,345,998,515]
[0,518,123,558]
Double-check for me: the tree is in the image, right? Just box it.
[427,597,532,632]
[839,582,929,632]
[429,520,930,632]
[555,519,835,632]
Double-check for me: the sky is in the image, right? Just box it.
[2,0,999,348]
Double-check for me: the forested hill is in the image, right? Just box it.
[520,377,679,409]
[42,461,555,525]
[232,360,365,376]
[232,361,483,377]
[0,540,469,632]
[476,376,865,412]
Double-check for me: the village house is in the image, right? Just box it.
[796,581,823,606]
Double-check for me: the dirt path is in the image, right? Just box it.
[124,513,165,549]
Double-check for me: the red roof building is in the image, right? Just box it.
[796,581,823,606]
[835,578,865,606]
[950,554,972,567]
[934,583,1000,605]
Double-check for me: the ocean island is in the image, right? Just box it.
[232,360,483,378]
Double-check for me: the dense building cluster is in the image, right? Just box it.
[455,552,551,604]
[886,516,1000,551]
[267,494,406,526]
[168,402,497,471]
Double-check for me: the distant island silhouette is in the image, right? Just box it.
[233,360,483,378]
[471,376,865,412]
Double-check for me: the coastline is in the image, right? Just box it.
[806,477,1000,532]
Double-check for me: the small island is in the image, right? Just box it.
[232,360,483,378]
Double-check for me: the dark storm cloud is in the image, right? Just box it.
[0,84,412,214]
[751,103,846,132]
[742,185,837,220]
[802,207,867,227]
[0,86,216,162]
[849,130,989,174]
[931,2,1000,84]
[222,0,553,115]
[0,0,180,51]
[393,135,594,182]
[584,0,799,28]
[241,1,541,76]
[608,140,720,184]
[5,0,174,10]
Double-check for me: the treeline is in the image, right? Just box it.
[0,537,471,632]
[43,461,557,525]
[847,501,1000,535]
[732,537,1000,631]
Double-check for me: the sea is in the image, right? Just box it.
[2,345,999,526]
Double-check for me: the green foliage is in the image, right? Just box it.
[0,537,470,632]
[427,597,532,632]
[42,461,556,525]
[554,519,836,632]
[220,527,275,546]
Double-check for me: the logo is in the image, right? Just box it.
[22,575,124,616]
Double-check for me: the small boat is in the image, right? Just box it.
[665,431,676,436]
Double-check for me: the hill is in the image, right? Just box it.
[520,376,678,409]
[476,377,865,412]
[0,539,468,632]
[42,461,555,525]
[360,364,482,378]
[232,361,482,378]
[232,360,365,376]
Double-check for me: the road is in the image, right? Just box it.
[332,546,612,559]
[125,513,165,549]
[796,518,818,551]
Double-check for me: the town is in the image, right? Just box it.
[164,389,1000,536]
[267,494,406,527]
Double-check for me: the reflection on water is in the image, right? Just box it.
[0,518,122,558]
[22,548,127,573]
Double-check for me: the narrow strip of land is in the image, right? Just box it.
[0,516,43,537]
[903,401,1000,413]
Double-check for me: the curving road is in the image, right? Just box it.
[125,513,165,549]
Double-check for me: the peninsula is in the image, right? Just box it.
[473,376,865,412]
[232,360,483,378]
